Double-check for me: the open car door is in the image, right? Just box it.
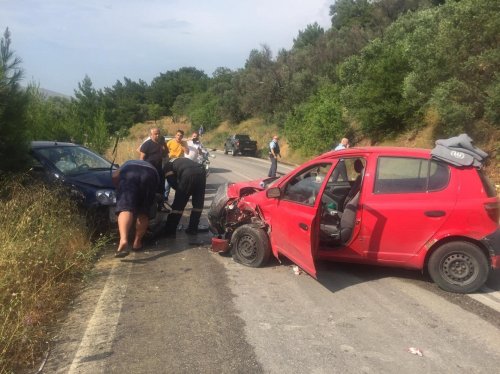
[268,163,332,277]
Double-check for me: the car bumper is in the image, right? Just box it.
[208,183,230,235]
[481,228,500,269]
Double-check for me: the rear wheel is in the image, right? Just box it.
[232,147,237,156]
[224,146,228,154]
[231,225,271,267]
[427,241,489,293]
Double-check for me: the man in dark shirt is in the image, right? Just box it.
[139,127,166,199]
[163,157,207,236]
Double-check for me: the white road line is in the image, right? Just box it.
[68,259,132,374]
[468,287,500,313]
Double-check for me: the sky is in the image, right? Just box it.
[1,0,332,96]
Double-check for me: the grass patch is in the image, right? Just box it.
[0,175,106,373]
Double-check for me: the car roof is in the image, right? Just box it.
[317,146,431,160]
[31,141,79,148]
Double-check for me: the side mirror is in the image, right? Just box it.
[266,187,281,199]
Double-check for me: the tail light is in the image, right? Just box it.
[484,201,500,223]
[236,141,240,146]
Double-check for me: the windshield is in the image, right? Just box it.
[34,145,113,175]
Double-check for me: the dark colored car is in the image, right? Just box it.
[208,141,499,293]
[30,141,118,229]
[224,134,257,156]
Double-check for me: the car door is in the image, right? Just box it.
[360,156,455,263]
[269,163,332,277]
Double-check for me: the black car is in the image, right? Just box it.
[30,141,118,229]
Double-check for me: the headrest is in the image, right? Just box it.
[354,159,364,173]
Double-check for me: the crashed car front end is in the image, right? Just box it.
[208,180,273,251]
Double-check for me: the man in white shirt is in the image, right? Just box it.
[185,131,207,162]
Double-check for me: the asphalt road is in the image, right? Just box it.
[42,153,500,373]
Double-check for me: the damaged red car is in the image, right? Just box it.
[208,136,499,293]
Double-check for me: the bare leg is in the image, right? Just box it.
[117,211,134,252]
[132,214,149,249]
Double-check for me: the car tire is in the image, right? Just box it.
[427,241,488,293]
[231,225,271,267]
[224,146,228,155]
[232,147,237,156]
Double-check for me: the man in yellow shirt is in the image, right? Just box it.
[166,129,189,158]
[164,129,189,204]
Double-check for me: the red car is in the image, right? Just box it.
[208,141,499,293]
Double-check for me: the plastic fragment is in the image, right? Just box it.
[292,265,302,275]
[408,347,423,357]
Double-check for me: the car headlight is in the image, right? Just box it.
[96,189,116,205]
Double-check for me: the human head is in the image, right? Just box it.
[191,131,200,143]
[341,138,349,147]
[150,127,161,143]
[175,129,185,142]
[273,135,279,142]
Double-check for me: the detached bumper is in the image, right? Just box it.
[481,229,500,269]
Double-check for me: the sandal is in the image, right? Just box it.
[114,249,130,258]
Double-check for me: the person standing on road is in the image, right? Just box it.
[163,157,207,237]
[164,129,190,204]
[332,137,350,181]
[139,127,166,200]
[268,135,281,178]
[112,160,160,258]
[185,131,206,162]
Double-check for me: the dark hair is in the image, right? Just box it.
[177,129,184,135]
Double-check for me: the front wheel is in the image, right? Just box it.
[427,241,489,293]
[224,146,228,155]
[232,147,237,156]
[231,225,271,267]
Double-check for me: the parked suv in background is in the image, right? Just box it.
[209,139,499,293]
[224,134,257,156]
[30,141,118,229]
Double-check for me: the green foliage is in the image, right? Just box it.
[285,83,346,157]
[293,23,325,49]
[339,38,411,141]
[0,28,30,173]
[484,73,500,126]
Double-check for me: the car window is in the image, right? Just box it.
[374,157,449,194]
[283,163,332,206]
[330,158,365,183]
[34,146,112,175]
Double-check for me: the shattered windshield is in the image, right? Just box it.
[34,145,113,175]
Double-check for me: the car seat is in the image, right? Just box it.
[320,159,364,245]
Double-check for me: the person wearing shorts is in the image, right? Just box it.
[113,160,159,258]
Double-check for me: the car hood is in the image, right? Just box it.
[65,169,115,189]
[227,176,280,198]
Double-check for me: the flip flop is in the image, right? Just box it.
[114,249,130,258]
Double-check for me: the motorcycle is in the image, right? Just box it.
[198,151,215,177]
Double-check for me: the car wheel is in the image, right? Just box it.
[232,147,237,156]
[224,147,228,155]
[231,225,271,267]
[427,241,488,293]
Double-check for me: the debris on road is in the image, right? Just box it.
[408,347,423,357]
[292,265,303,275]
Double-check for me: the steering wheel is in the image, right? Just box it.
[78,163,90,171]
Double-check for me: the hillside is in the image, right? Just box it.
[112,117,499,193]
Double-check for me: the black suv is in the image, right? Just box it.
[30,141,118,229]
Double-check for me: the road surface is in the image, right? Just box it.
[42,153,500,373]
